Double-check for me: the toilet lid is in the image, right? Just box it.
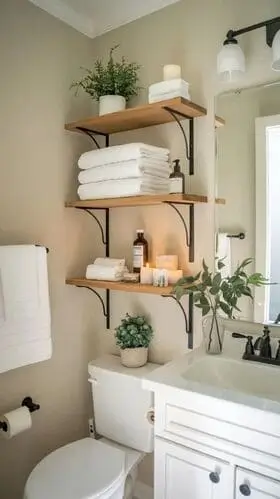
[25,438,125,499]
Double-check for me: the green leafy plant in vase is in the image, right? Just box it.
[115,313,153,367]
[71,45,141,116]
[174,258,269,354]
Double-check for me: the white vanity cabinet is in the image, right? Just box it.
[149,387,280,499]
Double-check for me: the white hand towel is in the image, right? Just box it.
[86,265,124,281]
[78,177,170,200]
[0,245,51,374]
[78,143,170,170]
[149,88,190,104]
[216,233,232,278]
[78,158,170,184]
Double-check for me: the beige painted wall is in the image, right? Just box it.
[1,0,280,497]
[0,2,102,498]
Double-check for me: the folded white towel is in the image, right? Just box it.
[93,258,125,268]
[78,158,170,184]
[78,143,170,170]
[149,88,190,104]
[149,78,189,96]
[86,265,124,281]
[78,177,170,200]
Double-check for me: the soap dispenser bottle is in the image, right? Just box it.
[169,159,185,194]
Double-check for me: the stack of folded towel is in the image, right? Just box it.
[86,258,126,281]
[148,79,190,104]
[77,143,171,200]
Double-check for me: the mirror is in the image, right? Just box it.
[215,82,280,324]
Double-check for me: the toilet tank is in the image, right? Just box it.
[88,354,159,453]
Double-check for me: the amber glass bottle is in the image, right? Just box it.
[133,230,148,273]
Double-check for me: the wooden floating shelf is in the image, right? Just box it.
[65,97,207,135]
[215,116,226,128]
[66,278,174,296]
[65,193,208,209]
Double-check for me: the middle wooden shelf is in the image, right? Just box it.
[65,193,208,209]
[66,278,174,296]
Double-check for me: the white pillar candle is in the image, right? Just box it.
[140,264,154,285]
[167,269,183,285]
[156,255,178,271]
[163,64,181,81]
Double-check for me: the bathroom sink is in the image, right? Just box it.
[181,356,280,403]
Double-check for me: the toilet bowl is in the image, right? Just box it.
[24,355,158,499]
[24,437,143,499]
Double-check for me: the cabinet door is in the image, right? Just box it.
[236,468,280,498]
[155,438,233,499]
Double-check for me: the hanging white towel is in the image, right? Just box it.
[78,158,170,184]
[216,233,232,278]
[78,143,169,170]
[0,245,51,374]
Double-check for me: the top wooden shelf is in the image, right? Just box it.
[65,97,207,135]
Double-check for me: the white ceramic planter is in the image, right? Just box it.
[120,347,148,368]
[99,95,126,116]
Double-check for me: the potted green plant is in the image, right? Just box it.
[115,313,154,367]
[71,45,141,116]
[174,258,269,354]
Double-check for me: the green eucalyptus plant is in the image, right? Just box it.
[71,45,141,101]
[174,257,269,319]
[115,314,153,350]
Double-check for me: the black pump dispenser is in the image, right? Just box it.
[169,159,185,194]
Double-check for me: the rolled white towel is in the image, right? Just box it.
[86,264,124,281]
[78,177,170,200]
[78,143,170,170]
[78,158,170,184]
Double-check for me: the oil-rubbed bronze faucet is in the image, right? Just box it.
[232,327,280,366]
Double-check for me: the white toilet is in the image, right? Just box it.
[24,354,158,499]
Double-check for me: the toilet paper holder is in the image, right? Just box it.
[0,396,40,432]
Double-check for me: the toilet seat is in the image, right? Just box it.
[24,438,125,499]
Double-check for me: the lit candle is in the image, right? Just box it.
[140,264,154,285]
[163,64,181,81]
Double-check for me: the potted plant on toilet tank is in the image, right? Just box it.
[115,313,153,367]
[174,258,269,355]
[71,45,141,116]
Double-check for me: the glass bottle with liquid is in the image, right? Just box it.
[169,159,185,194]
[133,230,148,273]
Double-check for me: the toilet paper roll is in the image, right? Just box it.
[0,406,32,439]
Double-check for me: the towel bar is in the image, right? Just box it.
[227,232,245,240]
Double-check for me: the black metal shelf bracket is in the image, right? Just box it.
[165,202,194,262]
[76,286,110,329]
[77,208,109,247]
[76,127,110,149]
[163,107,194,175]
[162,294,193,349]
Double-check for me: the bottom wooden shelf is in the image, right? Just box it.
[66,278,174,296]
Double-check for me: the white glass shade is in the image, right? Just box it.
[217,43,246,81]
[272,29,280,71]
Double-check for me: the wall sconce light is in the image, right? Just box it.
[217,16,280,81]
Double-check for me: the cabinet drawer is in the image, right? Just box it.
[159,400,280,459]
[236,468,280,498]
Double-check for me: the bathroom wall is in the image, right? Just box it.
[0,1,103,498]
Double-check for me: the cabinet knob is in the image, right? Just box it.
[239,484,251,496]
[209,471,220,484]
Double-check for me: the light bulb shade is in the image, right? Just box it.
[272,29,280,71]
[217,42,246,81]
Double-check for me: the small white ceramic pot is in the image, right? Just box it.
[99,95,126,115]
[120,347,148,368]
